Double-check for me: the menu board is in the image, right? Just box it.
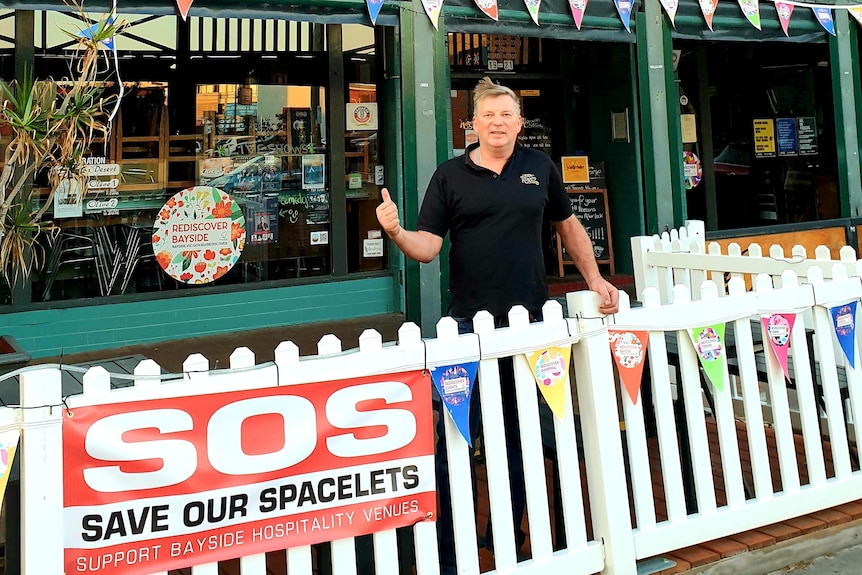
[558,186,614,276]
[797,117,818,156]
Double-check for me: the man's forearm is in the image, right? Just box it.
[387,227,443,263]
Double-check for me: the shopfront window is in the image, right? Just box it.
[18,16,391,304]
[675,42,838,229]
[343,27,385,273]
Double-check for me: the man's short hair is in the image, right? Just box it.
[472,77,521,117]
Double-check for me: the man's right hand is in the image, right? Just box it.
[376,188,401,238]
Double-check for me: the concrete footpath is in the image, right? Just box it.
[764,543,862,574]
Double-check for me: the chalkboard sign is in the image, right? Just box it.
[557,187,614,277]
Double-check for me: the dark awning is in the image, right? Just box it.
[0,0,401,26]
[443,0,637,42]
[671,0,827,43]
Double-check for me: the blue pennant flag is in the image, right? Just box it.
[365,0,385,25]
[80,15,116,51]
[430,361,478,446]
[614,0,634,31]
[813,6,835,36]
[830,301,857,369]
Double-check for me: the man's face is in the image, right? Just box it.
[473,94,522,152]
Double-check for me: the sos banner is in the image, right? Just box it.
[63,371,435,575]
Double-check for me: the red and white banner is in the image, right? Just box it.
[63,371,435,575]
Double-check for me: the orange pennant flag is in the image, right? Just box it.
[608,330,649,404]
[176,0,194,20]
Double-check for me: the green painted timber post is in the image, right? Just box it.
[399,0,443,335]
[830,11,862,218]
[636,0,683,232]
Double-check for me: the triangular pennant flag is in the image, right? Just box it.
[524,0,542,25]
[474,0,499,20]
[775,2,793,36]
[365,0,385,24]
[659,0,679,27]
[568,0,588,29]
[176,0,194,20]
[0,429,19,504]
[526,346,571,419]
[813,6,835,36]
[699,0,718,30]
[430,362,479,446]
[849,7,862,26]
[737,0,761,30]
[608,330,649,405]
[80,15,116,51]
[761,313,796,382]
[421,0,444,29]
[688,323,728,392]
[830,302,857,368]
[614,0,634,32]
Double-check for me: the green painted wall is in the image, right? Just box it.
[2,277,396,358]
[586,43,644,275]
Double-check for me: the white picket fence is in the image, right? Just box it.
[4,273,862,575]
[631,220,862,304]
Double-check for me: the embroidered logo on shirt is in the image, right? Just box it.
[521,173,540,186]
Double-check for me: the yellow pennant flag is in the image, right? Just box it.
[0,429,19,503]
[525,346,571,419]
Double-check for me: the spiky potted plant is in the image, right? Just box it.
[0,4,125,366]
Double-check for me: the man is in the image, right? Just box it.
[376,77,618,572]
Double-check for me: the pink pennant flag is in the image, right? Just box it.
[850,7,862,26]
[699,0,718,30]
[568,0,588,29]
[608,330,649,405]
[474,0,499,20]
[176,0,194,20]
[421,0,444,29]
[659,0,679,27]
[762,313,796,382]
[775,2,793,36]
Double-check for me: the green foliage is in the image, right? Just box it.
[0,1,127,286]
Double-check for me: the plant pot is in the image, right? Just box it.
[0,335,30,375]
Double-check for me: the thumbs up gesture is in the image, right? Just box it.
[376,188,401,238]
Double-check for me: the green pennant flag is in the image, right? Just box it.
[688,323,727,392]
[737,0,761,29]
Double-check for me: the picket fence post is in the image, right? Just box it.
[19,366,64,574]
[566,291,637,574]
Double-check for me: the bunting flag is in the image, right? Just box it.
[568,0,588,29]
[737,0,761,29]
[688,323,728,392]
[474,0,499,20]
[699,0,719,30]
[761,313,796,382]
[526,346,571,419]
[850,7,862,26]
[813,6,836,35]
[830,302,857,369]
[80,15,116,51]
[176,0,194,20]
[775,1,793,36]
[524,0,542,24]
[608,330,649,405]
[0,429,19,505]
[430,362,479,446]
[614,0,634,31]
[660,0,679,27]
[421,0,444,29]
[365,0,385,24]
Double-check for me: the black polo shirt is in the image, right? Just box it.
[417,143,573,319]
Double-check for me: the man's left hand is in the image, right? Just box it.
[586,278,620,315]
